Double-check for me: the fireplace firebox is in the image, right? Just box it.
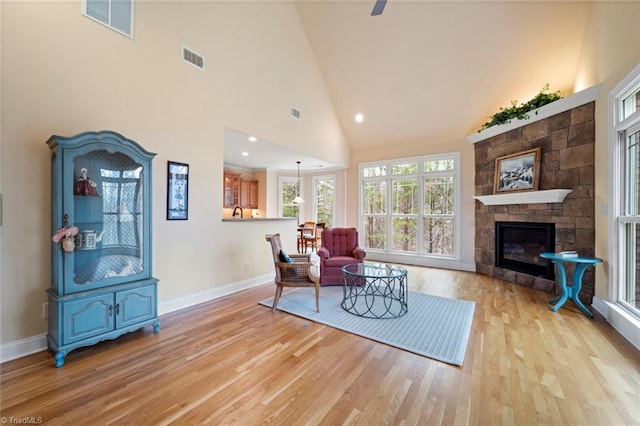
[495,221,555,280]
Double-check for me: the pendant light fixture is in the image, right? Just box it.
[292,161,305,204]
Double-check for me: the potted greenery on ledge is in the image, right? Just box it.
[479,84,563,132]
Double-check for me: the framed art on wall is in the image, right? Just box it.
[494,147,541,193]
[167,161,189,220]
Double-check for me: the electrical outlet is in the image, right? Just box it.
[244,263,250,273]
[42,303,49,320]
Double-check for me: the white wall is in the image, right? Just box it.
[573,1,640,299]
[572,2,640,349]
[0,1,348,347]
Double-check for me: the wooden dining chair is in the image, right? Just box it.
[314,222,326,249]
[298,221,316,253]
[302,222,320,253]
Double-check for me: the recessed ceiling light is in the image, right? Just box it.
[248,136,257,142]
[241,151,249,156]
[355,113,364,123]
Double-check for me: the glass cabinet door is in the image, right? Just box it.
[65,148,149,292]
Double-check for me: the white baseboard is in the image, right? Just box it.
[0,334,48,363]
[1,274,272,364]
[591,295,608,317]
[592,296,640,351]
[158,274,271,315]
[366,253,477,272]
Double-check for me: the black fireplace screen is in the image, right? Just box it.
[495,221,555,280]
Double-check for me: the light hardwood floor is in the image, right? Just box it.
[1,266,639,425]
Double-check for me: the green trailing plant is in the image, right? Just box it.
[479,84,563,131]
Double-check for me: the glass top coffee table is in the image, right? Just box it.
[341,262,408,319]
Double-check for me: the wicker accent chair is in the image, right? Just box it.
[265,233,320,312]
[317,227,366,285]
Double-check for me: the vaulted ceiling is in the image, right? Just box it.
[295,0,592,148]
[225,0,593,170]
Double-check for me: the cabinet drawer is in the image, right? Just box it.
[62,294,115,345]
[116,284,157,328]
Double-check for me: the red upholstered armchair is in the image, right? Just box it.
[317,227,366,285]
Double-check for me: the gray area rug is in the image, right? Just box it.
[259,287,475,366]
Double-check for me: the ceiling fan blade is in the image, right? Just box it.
[371,0,387,16]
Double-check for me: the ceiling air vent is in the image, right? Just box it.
[182,46,205,70]
[290,106,301,120]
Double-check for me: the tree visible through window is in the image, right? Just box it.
[360,154,459,258]
[424,176,454,254]
[616,85,640,316]
[314,176,335,227]
[392,175,417,252]
[611,63,640,324]
[280,178,299,220]
[363,180,387,249]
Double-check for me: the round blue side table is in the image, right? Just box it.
[539,252,603,318]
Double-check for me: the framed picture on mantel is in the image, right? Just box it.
[494,147,541,193]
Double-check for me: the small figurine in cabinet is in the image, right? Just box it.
[74,167,99,196]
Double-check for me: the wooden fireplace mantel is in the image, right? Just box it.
[473,189,573,206]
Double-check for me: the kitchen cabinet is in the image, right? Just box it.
[223,172,241,207]
[240,180,258,209]
[224,172,258,209]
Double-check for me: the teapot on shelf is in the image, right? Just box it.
[74,230,105,250]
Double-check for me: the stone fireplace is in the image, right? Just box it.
[470,94,596,302]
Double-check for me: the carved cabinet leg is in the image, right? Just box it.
[54,351,66,368]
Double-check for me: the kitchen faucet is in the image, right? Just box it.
[232,206,243,218]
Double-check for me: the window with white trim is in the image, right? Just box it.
[359,153,460,258]
[313,175,335,227]
[612,64,640,319]
[83,0,134,38]
[279,176,300,220]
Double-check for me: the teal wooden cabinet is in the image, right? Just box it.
[46,131,159,367]
[60,293,115,345]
